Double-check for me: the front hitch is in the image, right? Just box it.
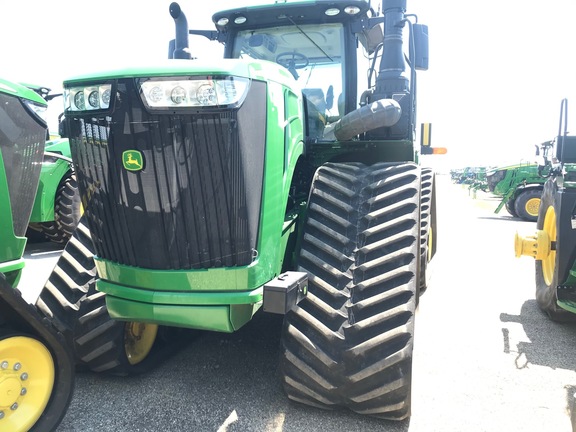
[514,230,553,260]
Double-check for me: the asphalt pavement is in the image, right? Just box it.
[19,175,576,432]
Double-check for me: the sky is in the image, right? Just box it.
[2,0,576,170]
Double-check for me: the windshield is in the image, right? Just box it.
[232,23,345,123]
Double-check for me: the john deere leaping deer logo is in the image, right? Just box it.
[122,150,144,172]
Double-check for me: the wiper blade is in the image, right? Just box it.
[285,16,333,62]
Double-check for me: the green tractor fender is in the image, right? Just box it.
[29,138,73,223]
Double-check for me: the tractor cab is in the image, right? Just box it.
[228,22,347,141]
[173,0,429,146]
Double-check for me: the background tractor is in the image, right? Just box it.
[0,78,74,431]
[27,137,81,245]
[516,99,576,321]
[486,153,548,222]
[21,85,82,245]
[38,0,437,420]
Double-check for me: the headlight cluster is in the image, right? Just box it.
[65,84,112,111]
[140,77,250,108]
[23,100,48,124]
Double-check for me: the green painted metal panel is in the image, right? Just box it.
[89,71,305,328]
[65,59,297,90]
[0,78,46,105]
[105,295,261,333]
[29,139,72,222]
[0,151,26,270]
[97,279,263,305]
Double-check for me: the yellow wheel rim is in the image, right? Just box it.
[124,323,158,366]
[542,205,557,285]
[0,336,55,432]
[525,197,541,217]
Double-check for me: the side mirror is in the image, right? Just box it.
[412,24,429,71]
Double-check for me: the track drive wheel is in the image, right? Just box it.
[514,189,541,222]
[280,162,420,420]
[535,181,576,321]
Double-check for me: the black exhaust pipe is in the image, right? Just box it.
[375,0,409,95]
[365,0,413,141]
[169,2,191,59]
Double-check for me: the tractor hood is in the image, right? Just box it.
[487,162,537,174]
[0,78,47,106]
[64,59,297,89]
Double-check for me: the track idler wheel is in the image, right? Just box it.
[124,323,158,366]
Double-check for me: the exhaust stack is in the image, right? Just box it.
[169,2,191,59]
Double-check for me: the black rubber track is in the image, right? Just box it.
[418,167,434,296]
[280,162,420,420]
[73,285,188,376]
[535,180,576,322]
[35,219,97,348]
[41,173,81,245]
[36,218,183,374]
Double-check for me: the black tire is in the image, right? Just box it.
[514,189,542,222]
[40,173,81,245]
[504,199,517,217]
[280,162,419,420]
[535,180,576,321]
[54,173,82,238]
[0,276,74,432]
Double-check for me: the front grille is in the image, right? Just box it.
[68,79,266,270]
[0,93,45,236]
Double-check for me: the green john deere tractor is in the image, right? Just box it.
[0,78,74,431]
[486,151,549,222]
[38,0,437,420]
[21,85,81,245]
[516,99,576,321]
[27,137,81,245]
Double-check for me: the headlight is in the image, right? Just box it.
[64,84,112,111]
[23,100,48,125]
[139,76,250,109]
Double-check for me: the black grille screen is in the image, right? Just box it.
[0,93,45,237]
[68,79,267,270]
